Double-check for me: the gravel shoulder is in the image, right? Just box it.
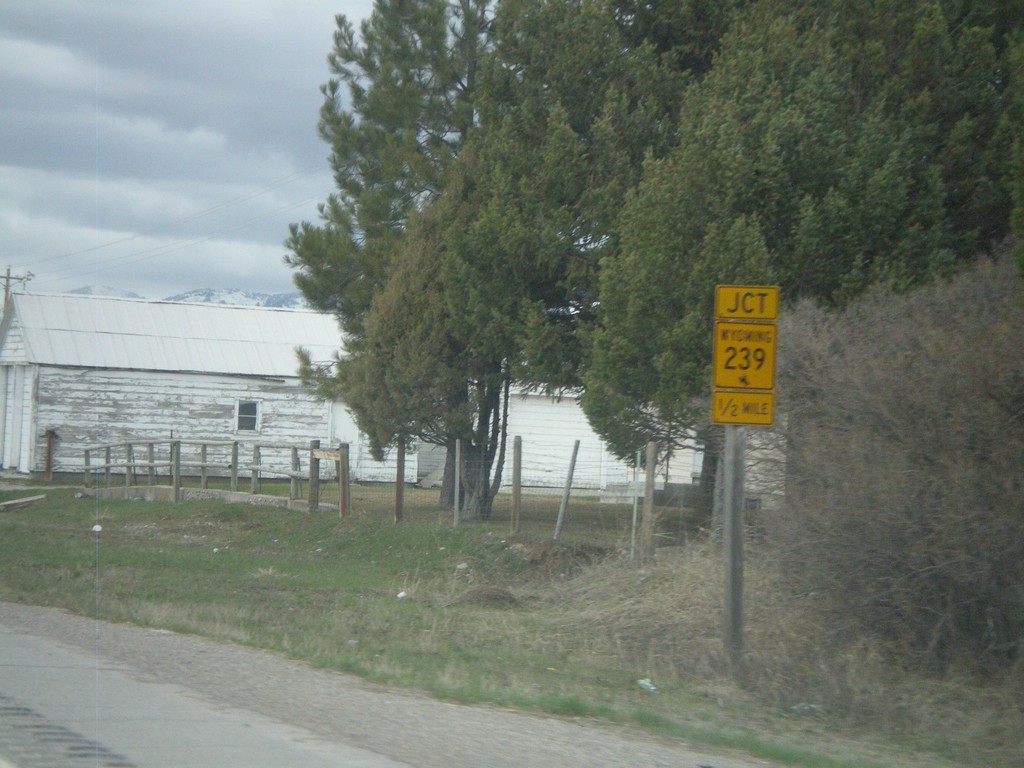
[0,601,779,768]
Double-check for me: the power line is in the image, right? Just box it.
[95,193,328,271]
[38,190,332,287]
[27,167,328,270]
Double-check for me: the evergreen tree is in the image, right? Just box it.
[286,0,493,340]
[422,0,681,515]
[583,0,1023,461]
[309,0,684,519]
[286,0,493,509]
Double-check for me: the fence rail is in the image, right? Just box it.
[83,438,350,514]
[80,437,666,538]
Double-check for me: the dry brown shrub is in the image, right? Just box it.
[772,258,1024,673]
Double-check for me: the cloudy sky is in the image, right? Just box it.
[1,0,374,299]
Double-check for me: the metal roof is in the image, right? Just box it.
[5,293,344,378]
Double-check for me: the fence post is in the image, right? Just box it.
[630,450,641,561]
[104,446,112,489]
[171,440,182,503]
[147,442,155,485]
[453,438,461,526]
[251,444,261,495]
[553,440,580,541]
[230,441,239,492]
[83,448,91,488]
[289,446,300,501]
[511,436,521,535]
[308,440,321,512]
[337,443,350,519]
[639,441,658,564]
[200,444,209,489]
[124,443,133,488]
[394,437,405,524]
[45,430,56,481]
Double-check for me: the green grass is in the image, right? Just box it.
[0,486,1003,767]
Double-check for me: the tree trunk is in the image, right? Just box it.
[455,374,510,521]
[438,441,458,510]
[437,439,493,519]
[459,435,498,520]
[488,377,511,500]
[695,439,719,528]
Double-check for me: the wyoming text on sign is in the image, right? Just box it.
[712,321,777,390]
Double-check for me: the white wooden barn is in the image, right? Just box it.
[496,390,703,493]
[0,292,696,490]
[0,293,397,479]
[500,390,634,490]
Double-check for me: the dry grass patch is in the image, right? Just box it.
[540,539,1024,765]
[551,541,725,681]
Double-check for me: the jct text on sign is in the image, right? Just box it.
[715,285,780,320]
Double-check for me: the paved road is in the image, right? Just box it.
[0,602,778,768]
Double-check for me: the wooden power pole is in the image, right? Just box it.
[3,267,33,315]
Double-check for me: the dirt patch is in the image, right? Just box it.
[505,537,608,579]
[451,586,519,608]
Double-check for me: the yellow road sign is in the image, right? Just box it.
[713,321,777,390]
[715,285,780,320]
[712,390,775,426]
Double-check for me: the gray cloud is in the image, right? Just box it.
[0,0,370,298]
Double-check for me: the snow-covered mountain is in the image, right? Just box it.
[68,285,145,300]
[162,288,308,309]
[67,286,308,309]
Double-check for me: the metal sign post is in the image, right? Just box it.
[723,424,746,673]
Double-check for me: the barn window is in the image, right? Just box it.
[236,400,260,431]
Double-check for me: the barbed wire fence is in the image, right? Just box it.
[80,434,729,551]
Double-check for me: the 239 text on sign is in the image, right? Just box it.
[712,320,777,391]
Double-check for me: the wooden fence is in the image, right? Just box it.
[83,439,353,515]
[81,437,663,548]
